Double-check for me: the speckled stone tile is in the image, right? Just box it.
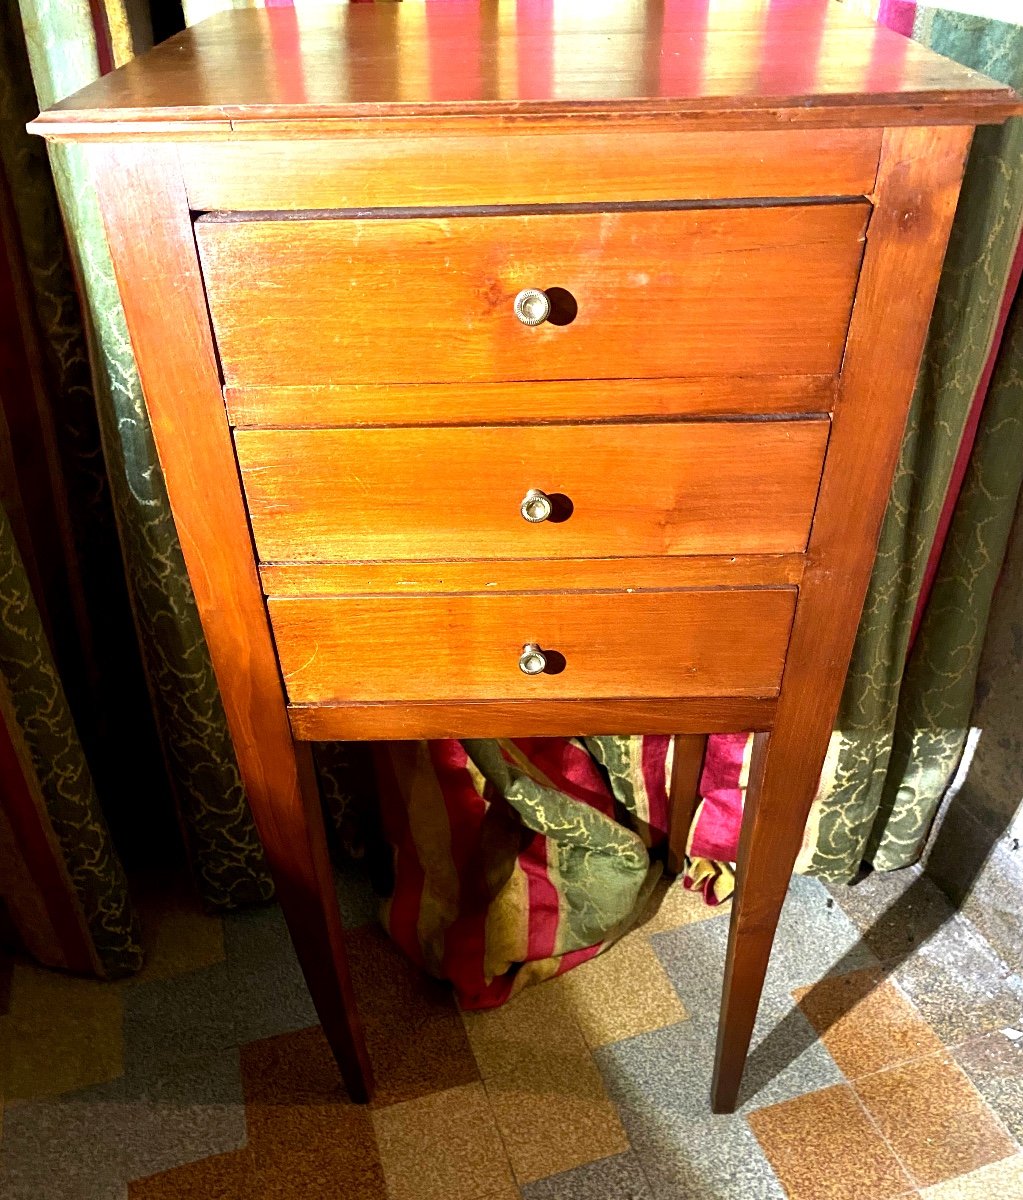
[595,990,841,1120]
[0,963,123,1099]
[485,1047,629,1185]
[759,875,879,982]
[462,975,586,1079]
[936,838,1023,981]
[652,876,876,1027]
[0,1049,246,1200]
[854,1052,1017,1188]
[954,1028,1023,1143]
[130,870,225,984]
[129,1149,254,1200]
[826,868,956,965]
[0,1076,130,1200]
[632,1110,785,1200]
[890,916,1023,1046]
[372,1082,517,1200]
[648,904,742,1025]
[222,903,318,1045]
[122,961,236,1080]
[240,1026,387,1199]
[348,925,480,1107]
[521,1152,652,1200]
[552,933,687,1048]
[920,1154,1023,1199]
[748,1083,912,1200]
[794,966,944,1078]
[121,1049,247,1181]
[635,876,727,936]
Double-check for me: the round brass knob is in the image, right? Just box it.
[520,488,553,523]
[518,643,547,676]
[513,288,551,327]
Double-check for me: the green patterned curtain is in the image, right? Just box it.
[3,0,1022,978]
[1,0,149,975]
[802,10,1023,878]
[16,0,274,912]
[0,503,140,975]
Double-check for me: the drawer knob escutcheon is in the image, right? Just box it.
[513,288,551,327]
[518,643,547,676]
[520,488,553,523]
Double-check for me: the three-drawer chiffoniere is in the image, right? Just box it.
[31,1,1021,1111]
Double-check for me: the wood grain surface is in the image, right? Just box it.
[288,696,778,742]
[181,128,882,211]
[236,420,830,563]
[28,4,1022,136]
[259,554,806,597]
[268,587,797,704]
[667,734,710,875]
[226,375,837,428]
[198,205,868,388]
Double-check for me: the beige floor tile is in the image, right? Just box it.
[241,1026,387,1198]
[348,926,479,1107]
[920,1154,1023,1199]
[749,1083,912,1200]
[129,1148,255,1200]
[461,978,586,1079]
[372,1082,515,1200]
[553,933,687,1047]
[794,967,945,1079]
[0,964,123,1099]
[474,1183,522,1200]
[855,1053,1016,1189]
[635,876,727,935]
[485,1048,629,1185]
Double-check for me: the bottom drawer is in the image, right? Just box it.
[268,588,797,704]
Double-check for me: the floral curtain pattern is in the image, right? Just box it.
[0,498,139,974]
[1,0,145,975]
[17,0,276,912]
[802,8,1023,878]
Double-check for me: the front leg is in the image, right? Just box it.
[711,730,819,1113]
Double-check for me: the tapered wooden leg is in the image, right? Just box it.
[667,734,707,875]
[712,730,810,1113]
[91,147,375,1103]
[271,743,374,1102]
[707,129,975,1112]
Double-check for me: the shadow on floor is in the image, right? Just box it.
[739,778,1022,1106]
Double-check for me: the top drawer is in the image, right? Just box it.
[196,203,869,389]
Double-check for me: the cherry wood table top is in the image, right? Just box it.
[29,0,1021,137]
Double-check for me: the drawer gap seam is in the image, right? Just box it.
[194,194,871,223]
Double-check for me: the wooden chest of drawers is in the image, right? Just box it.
[32,1,1021,1112]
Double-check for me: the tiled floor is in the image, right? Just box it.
[1,863,1021,1200]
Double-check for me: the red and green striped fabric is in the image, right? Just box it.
[375,737,673,1007]
[374,734,754,1006]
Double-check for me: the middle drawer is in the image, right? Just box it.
[235,420,829,563]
